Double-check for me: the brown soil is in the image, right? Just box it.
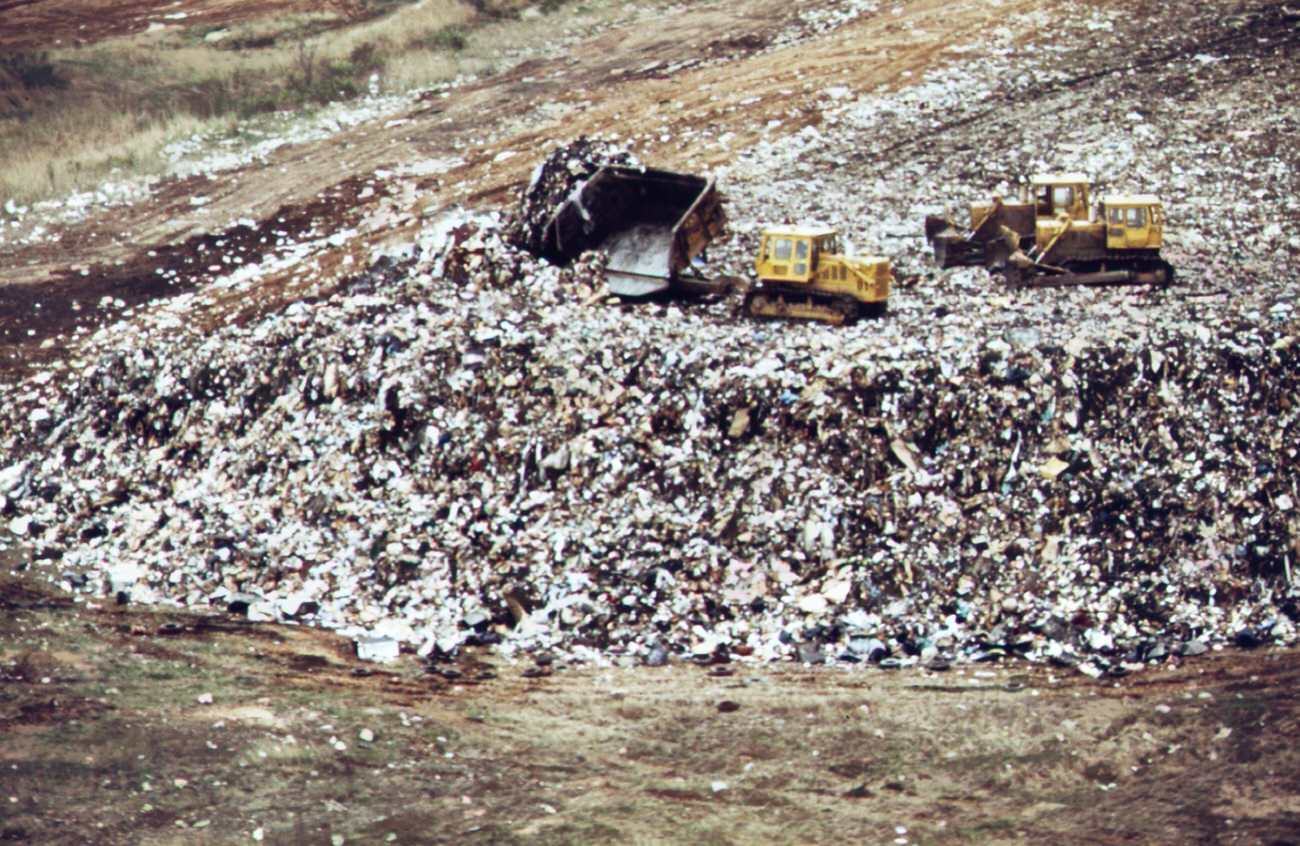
[0,0,367,50]
[2,571,1298,845]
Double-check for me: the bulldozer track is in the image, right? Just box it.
[744,286,865,326]
[1012,5,1299,100]
[1005,256,1175,290]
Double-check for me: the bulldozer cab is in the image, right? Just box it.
[756,227,839,283]
[1103,195,1164,250]
[1029,174,1090,221]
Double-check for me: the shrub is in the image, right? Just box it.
[465,0,520,21]
[413,25,469,51]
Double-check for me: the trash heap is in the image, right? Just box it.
[2,192,1297,674]
[3,1,1300,674]
[502,137,640,258]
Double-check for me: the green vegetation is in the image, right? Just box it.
[413,24,471,52]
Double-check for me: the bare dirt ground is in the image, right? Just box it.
[3,0,1300,842]
[3,570,1299,845]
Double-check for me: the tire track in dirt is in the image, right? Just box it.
[870,0,1299,168]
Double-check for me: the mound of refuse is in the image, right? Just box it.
[1,202,1297,674]
[4,0,1300,674]
[503,136,640,257]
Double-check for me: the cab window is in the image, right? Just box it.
[773,238,793,260]
[1108,207,1124,225]
[1052,186,1074,211]
[1126,207,1147,227]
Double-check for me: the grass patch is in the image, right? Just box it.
[412,24,472,51]
[0,0,623,205]
[952,817,1022,841]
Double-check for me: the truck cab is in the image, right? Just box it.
[1103,195,1164,250]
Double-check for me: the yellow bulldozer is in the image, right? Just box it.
[745,226,892,325]
[924,174,1174,288]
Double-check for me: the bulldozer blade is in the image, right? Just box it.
[606,270,731,298]
[924,215,955,243]
[606,271,672,297]
[672,274,734,297]
[931,234,987,268]
[925,215,990,268]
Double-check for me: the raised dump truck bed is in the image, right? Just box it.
[540,165,726,297]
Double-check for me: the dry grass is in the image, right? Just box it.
[0,0,608,205]
[3,107,217,200]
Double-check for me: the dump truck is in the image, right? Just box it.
[924,174,1174,288]
[745,226,892,325]
[539,165,727,297]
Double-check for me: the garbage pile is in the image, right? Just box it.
[2,2,1299,675]
[502,137,640,257]
[1,208,1297,674]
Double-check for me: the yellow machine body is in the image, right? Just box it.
[1031,194,1167,260]
[1026,173,1091,221]
[928,174,1173,287]
[748,226,891,325]
[966,173,1091,231]
[1102,195,1165,250]
[754,227,891,303]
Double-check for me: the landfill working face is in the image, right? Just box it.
[2,168,1296,676]
[1,1,1299,678]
